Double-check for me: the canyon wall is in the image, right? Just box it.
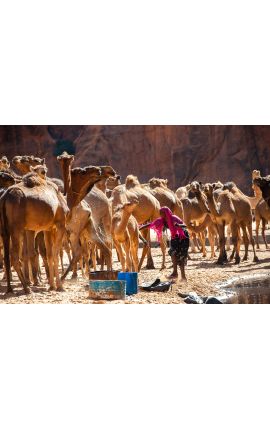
[0,125,269,193]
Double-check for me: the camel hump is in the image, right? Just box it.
[22,172,45,188]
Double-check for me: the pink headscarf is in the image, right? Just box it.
[147,207,186,241]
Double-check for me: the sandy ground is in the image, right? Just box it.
[1,236,270,304]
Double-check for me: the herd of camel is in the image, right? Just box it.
[0,152,270,295]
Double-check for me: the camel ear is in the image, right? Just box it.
[30,166,34,172]
[41,158,45,165]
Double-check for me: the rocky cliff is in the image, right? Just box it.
[0,125,269,193]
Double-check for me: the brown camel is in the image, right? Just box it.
[112,200,140,272]
[112,175,166,269]
[179,181,217,258]
[0,169,72,293]
[203,182,258,264]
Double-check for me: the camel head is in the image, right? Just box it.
[106,174,121,190]
[99,166,117,180]
[190,181,202,194]
[122,198,139,214]
[212,181,223,190]
[190,181,210,213]
[223,181,237,192]
[203,183,214,196]
[12,155,45,174]
[125,175,140,189]
[30,164,48,180]
[0,156,10,171]
[0,171,16,189]
[68,166,101,208]
[149,178,168,189]
[252,169,261,180]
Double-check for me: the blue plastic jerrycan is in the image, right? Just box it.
[118,272,138,295]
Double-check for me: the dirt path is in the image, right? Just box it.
[1,244,270,304]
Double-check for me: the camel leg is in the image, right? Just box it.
[255,217,260,249]
[123,239,132,272]
[217,222,227,264]
[26,231,41,286]
[226,225,231,251]
[36,232,50,280]
[208,226,216,259]
[231,223,240,264]
[200,231,207,257]
[22,233,31,285]
[262,219,269,249]
[10,231,31,294]
[53,227,65,290]
[44,231,56,290]
[246,222,259,262]
[114,240,126,272]
[141,229,155,269]
[241,224,249,261]
[130,239,139,272]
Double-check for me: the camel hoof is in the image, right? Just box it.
[235,256,241,265]
[242,256,248,261]
[56,287,65,292]
[24,287,31,295]
[48,286,56,291]
[6,287,13,295]
[217,260,224,265]
[253,256,259,263]
[71,273,78,279]
[145,264,155,270]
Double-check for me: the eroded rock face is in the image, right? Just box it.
[0,125,269,193]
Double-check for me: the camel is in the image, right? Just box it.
[112,175,166,269]
[202,182,258,264]
[255,198,270,249]
[57,152,116,277]
[112,200,140,272]
[65,199,112,278]
[0,169,71,293]
[179,181,218,258]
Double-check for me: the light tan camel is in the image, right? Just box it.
[57,152,116,278]
[112,175,166,269]
[203,182,258,264]
[0,170,72,293]
[65,199,112,278]
[112,200,140,272]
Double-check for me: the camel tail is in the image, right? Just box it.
[0,195,11,291]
